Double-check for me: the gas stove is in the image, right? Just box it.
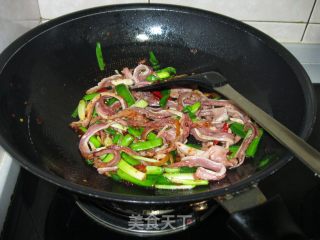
[0,84,320,239]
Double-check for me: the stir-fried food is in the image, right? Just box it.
[70,51,263,190]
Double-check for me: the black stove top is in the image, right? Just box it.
[1,84,320,240]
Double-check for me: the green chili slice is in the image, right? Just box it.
[183,101,201,120]
[96,42,106,71]
[128,127,144,138]
[79,126,101,148]
[101,153,114,163]
[146,74,159,82]
[105,127,116,135]
[115,84,135,106]
[159,89,170,108]
[71,106,78,118]
[106,97,118,106]
[120,134,135,147]
[246,129,264,157]
[83,93,99,101]
[121,152,140,166]
[230,122,246,138]
[130,138,163,151]
[146,132,157,140]
[113,133,122,144]
[157,67,176,75]
[149,51,160,70]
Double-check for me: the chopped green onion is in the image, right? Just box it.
[155,185,195,190]
[159,89,170,108]
[163,167,197,173]
[170,179,208,186]
[101,153,114,163]
[77,100,86,120]
[246,129,264,158]
[163,173,195,181]
[149,51,160,70]
[155,175,173,185]
[83,93,99,101]
[146,132,157,140]
[120,134,134,147]
[131,155,160,163]
[164,168,180,173]
[79,126,101,148]
[104,136,113,147]
[131,99,148,108]
[121,152,140,166]
[117,160,146,181]
[88,136,101,148]
[128,127,144,138]
[117,169,155,187]
[115,84,135,106]
[96,42,106,71]
[110,173,121,182]
[130,138,163,151]
[146,166,163,175]
[71,106,78,118]
[230,122,246,138]
[179,167,197,173]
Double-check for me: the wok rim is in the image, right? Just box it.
[0,3,316,204]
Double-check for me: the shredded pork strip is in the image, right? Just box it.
[71,64,260,183]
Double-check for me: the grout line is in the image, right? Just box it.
[301,0,317,41]
[35,0,42,23]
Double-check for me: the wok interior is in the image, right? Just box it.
[0,6,310,201]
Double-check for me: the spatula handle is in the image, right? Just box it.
[215,83,320,175]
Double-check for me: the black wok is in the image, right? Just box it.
[0,4,316,239]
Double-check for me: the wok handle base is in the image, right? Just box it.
[227,195,308,240]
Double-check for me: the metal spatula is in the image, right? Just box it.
[132,71,320,175]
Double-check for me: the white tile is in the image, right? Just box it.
[0,0,40,20]
[39,0,148,19]
[40,19,50,24]
[310,0,320,23]
[303,24,320,43]
[0,152,20,232]
[303,63,320,83]
[244,21,306,43]
[0,19,39,53]
[283,43,320,64]
[151,0,315,22]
